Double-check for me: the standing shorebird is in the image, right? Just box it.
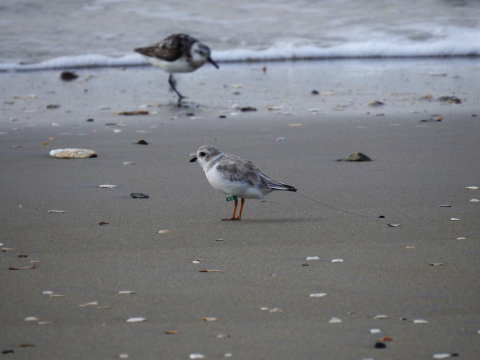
[190,145,297,221]
[135,34,219,105]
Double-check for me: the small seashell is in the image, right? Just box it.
[192,260,200,264]
[158,230,169,234]
[269,308,284,313]
[24,317,40,321]
[457,237,466,240]
[465,186,478,190]
[387,223,401,227]
[123,162,134,165]
[470,199,479,202]
[131,193,149,199]
[202,317,217,321]
[363,100,385,107]
[164,330,180,335]
[306,256,319,261]
[329,317,342,323]
[432,354,451,359]
[37,321,51,325]
[42,291,53,295]
[216,238,225,241]
[370,328,381,334]
[217,334,231,338]
[439,204,451,207]
[413,319,428,323]
[450,218,460,221]
[99,185,118,188]
[119,291,135,294]
[429,263,443,266]
[119,354,129,359]
[114,129,122,133]
[309,293,327,297]
[224,353,233,357]
[49,149,97,159]
[189,354,205,359]
[126,317,147,322]
[276,137,287,142]
[48,210,65,214]
[50,294,66,298]
[79,301,98,307]
[374,315,388,320]
[331,259,344,262]
[289,123,303,127]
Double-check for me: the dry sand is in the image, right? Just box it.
[1,59,479,359]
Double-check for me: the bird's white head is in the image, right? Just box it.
[189,145,223,171]
[190,42,219,69]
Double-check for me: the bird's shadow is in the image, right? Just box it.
[223,217,324,224]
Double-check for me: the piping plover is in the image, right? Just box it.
[135,34,219,105]
[190,145,297,221]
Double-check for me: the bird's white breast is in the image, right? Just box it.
[146,56,204,73]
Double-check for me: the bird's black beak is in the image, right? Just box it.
[189,156,197,163]
[208,57,219,69]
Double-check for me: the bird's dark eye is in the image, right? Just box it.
[199,152,206,157]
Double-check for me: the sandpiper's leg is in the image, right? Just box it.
[222,199,239,221]
[235,198,245,220]
[168,74,185,106]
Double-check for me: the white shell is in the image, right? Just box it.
[25,317,39,321]
[190,354,205,359]
[42,291,53,295]
[329,317,342,323]
[48,210,65,213]
[126,317,147,322]
[99,185,118,188]
[119,291,135,294]
[433,354,451,359]
[119,355,129,359]
[470,199,479,202]
[414,319,428,323]
[306,256,319,260]
[309,293,327,297]
[331,259,344,262]
[465,186,478,190]
[374,314,388,319]
[370,328,381,334]
[450,218,460,221]
[49,148,97,159]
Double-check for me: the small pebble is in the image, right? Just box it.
[374,342,386,349]
[131,193,149,199]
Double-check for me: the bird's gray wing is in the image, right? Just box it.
[134,34,198,62]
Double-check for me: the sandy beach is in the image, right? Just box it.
[1,59,479,359]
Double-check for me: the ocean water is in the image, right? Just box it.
[1,0,480,70]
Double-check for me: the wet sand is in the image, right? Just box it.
[1,59,480,359]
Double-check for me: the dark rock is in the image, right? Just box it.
[378,215,385,218]
[131,193,149,199]
[86,119,94,122]
[374,342,386,349]
[219,115,227,118]
[46,104,60,109]
[311,90,319,95]
[1,350,14,354]
[344,152,372,162]
[240,107,257,112]
[439,96,461,104]
[60,71,78,81]
[136,140,148,145]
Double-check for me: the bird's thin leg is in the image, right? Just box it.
[235,198,245,220]
[168,74,185,106]
[222,199,238,221]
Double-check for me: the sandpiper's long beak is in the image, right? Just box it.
[208,57,219,69]
[189,156,197,163]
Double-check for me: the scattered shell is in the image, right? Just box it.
[329,317,342,323]
[433,354,451,359]
[440,204,451,207]
[60,71,78,81]
[374,315,388,320]
[192,261,200,264]
[450,218,460,221]
[9,265,35,270]
[331,259,344,263]
[465,186,478,190]
[52,123,60,126]
[24,317,40,322]
[79,301,98,307]
[42,291,53,295]
[12,145,22,148]
[48,137,57,141]
[126,317,147,323]
[269,308,284,313]
[379,336,393,341]
[260,307,270,311]
[49,149,97,159]
[97,306,112,309]
[2,247,14,252]
[123,162,134,165]
[224,353,233,357]
[413,319,428,323]
[289,123,303,127]
[364,101,385,107]
[99,185,118,188]
[306,256,319,261]
[117,110,149,115]
[344,152,372,162]
[406,246,415,249]
[217,334,231,338]
[114,129,122,133]
[164,330,180,335]
[37,321,51,325]
[99,222,109,225]
[202,317,218,321]
[267,105,284,110]
[309,293,327,297]
[308,108,322,113]
[50,294,66,298]
[46,104,60,109]
[216,238,225,241]
[429,263,443,266]
[198,269,224,273]
[276,137,287,142]
[370,328,381,334]
[119,354,129,359]
[119,291,135,294]
[158,230,169,234]
[130,193,149,199]
[470,199,479,202]
[387,223,401,227]
[14,94,37,99]
[189,354,205,359]
[457,237,466,240]
[48,210,65,214]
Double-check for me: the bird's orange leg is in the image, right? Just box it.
[235,198,245,220]
[222,199,239,221]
